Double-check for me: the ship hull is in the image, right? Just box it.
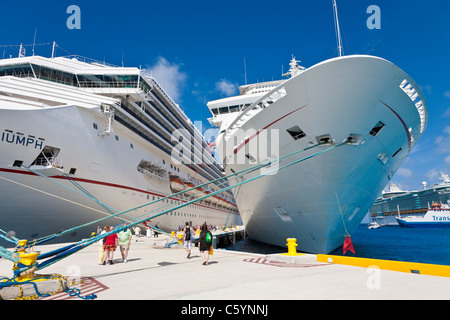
[0,105,240,246]
[217,55,427,253]
[396,207,450,228]
[396,219,450,228]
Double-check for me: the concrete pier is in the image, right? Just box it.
[1,234,450,301]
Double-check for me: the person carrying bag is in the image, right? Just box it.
[199,223,213,266]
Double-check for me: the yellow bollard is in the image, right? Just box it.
[282,238,302,256]
[16,240,28,254]
[18,252,39,267]
[16,252,40,281]
[12,240,44,282]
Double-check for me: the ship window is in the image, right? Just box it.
[13,160,23,167]
[392,147,402,158]
[378,152,388,164]
[346,134,361,145]
[316,134,333,145]
[229,105,240,113]
[69,168,77,175]
[219,107,229,114]
[286,125,306,140]
[93,123,98,130]
[246,153,256,162]
[370,121,385,137]
[0,63,34,78]
[115,135,119,141]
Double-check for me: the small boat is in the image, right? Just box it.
[396,203,450,228]
[368,221,381,229]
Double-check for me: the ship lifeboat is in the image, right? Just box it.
[195,187,208,198]
[170,178,185,192]
[184,182,197,197]
[432,202,442,209]
[211,195,221,206]
[217,196,228,208]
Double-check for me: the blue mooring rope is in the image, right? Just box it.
[4,141,348,283]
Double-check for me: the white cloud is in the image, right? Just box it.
[397,167,413,178]
[144,57,187,102]
[419,84,431,95]
[445,155,450,164]
[425,168,441,182]
[445,126,450,134]
[443,108,450,118]
[445,91,450,98]
[215,79,238,96]
[435,134,450,154]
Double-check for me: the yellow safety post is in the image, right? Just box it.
[281,238,302,256]
[16,240,28,254]
[11,240,41,282]
[15,252,40,281]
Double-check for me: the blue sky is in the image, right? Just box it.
[1,0,449,191]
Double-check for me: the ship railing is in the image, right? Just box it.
[62,55,120,68]
[77,80,139,89]
[224,87,287,140]
[140,73,192,124]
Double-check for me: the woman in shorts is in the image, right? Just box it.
[103,226,118,265]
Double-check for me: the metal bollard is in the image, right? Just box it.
[285,238,300,256]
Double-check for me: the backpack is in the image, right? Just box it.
[206,231,212,243]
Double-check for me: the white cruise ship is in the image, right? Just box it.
[369,172,450,225]
[0,52,241,245]
[207,54,428,253]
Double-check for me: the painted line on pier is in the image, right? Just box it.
[317,254,450,278]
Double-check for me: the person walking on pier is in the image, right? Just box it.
[134,226,141,242]
[183,222,194,259]
[98,225,108,265]
[198,223,213,266]
[118,225,132,263]
[103,226,118,265]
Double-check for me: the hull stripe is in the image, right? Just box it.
[233,104,308,155]
[379,100,412,150]
[0,168,235,214]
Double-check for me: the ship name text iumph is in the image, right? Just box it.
[1,130,44,149]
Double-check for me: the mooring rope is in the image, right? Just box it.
[5,140,348,277]
[28,141,347,274]
[11,141,326,245]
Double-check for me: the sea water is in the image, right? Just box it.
[224,224,450,266]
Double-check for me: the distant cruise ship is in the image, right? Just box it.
[369,173,450,225]
[0,51,241,245]
[397,203,450,228]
